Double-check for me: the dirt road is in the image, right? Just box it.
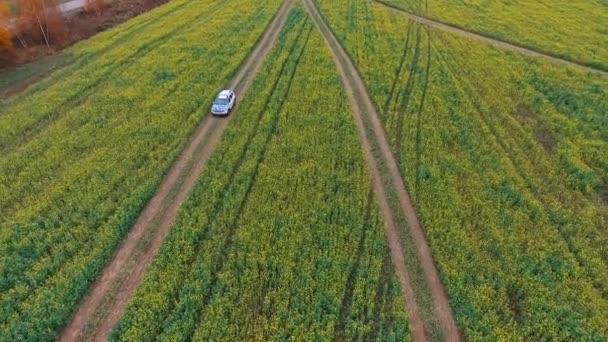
[58,1,294,341]
[373,0,607,76]
[302,0,460,341]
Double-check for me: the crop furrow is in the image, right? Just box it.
[382,20,413,115]
[137,18,312,339]
[181,26,313,341]
[393,25,421,160]
[366,254,396,341]
[333,188,374,341]
[413,28,432,200]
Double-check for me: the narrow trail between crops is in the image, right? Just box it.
[302,0,460,341]
[372,0,607,76]
[58,1,294,341]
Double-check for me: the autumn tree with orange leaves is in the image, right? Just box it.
[0,0,11,48]
[16,0,66,48]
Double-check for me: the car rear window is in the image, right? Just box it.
[215,97,229,105]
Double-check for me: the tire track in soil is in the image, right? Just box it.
[160,23,313,340]
[372,0,607,76]
[154,19,310,334]
[382,20,413,115]
[413,27,432,201]
[302,0,425,340]
[58,1,295,341]
[333,188,374,341]
[184,35,308,336]
[394,24,421,161]
[302,0,459,341]
[367,252,398,341]
[221,23,314,315]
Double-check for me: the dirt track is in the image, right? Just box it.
[58,1,294,340]
[302,0,460,341]
[373,0,607,76]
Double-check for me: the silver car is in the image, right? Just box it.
[211,90,236,115]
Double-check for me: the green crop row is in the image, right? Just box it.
[112,7,410,341]
[316,0,607,339]
[0,0,283,340]
[381,0,608,70]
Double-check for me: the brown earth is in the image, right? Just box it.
[58,0,295,341]
[302,0,461,341]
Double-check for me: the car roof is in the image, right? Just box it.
[218,90,232,97]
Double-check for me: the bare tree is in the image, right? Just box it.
[16,0,65,48]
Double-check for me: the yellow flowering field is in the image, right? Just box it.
[381,0,608,70]
[112,7,410,341]
[0,0,283,339]
[316,0,607,339]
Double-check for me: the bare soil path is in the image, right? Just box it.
[302,0,460,341]
[373,0,607,76]
[58,1,294,341]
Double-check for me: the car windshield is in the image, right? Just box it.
[214,97,229,106]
